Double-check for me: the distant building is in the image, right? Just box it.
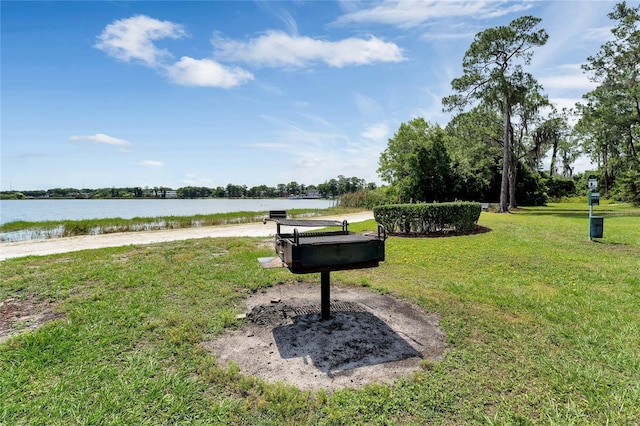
[288,190,322,199]
[304,190,322,199]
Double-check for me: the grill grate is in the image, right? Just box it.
[292,301,364,316]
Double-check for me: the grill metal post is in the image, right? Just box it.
[321,271,331,320]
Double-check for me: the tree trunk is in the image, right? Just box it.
[628,127,637,163]
[508,152,518,209]
[549,138,558,177]
[499,103,510,213]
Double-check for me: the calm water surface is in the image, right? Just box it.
[0,198,337,226]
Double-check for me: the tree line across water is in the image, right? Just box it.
[0,175,375,200]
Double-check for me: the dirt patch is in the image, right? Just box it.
[0,295,61,343]
[203,282,447,392]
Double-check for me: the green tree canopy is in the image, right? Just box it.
[378,118,451,203]
[577,2,639,197]
[444,105,502,199]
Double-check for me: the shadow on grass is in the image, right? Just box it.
[388,225,491,238]
[585,239,634,250]
[515,206,640,220]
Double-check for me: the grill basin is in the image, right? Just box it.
[259,212,387,320]
[277,231,385,274]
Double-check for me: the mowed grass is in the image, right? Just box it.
[1,203,638,424]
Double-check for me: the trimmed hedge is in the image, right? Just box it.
[373,202,482,234]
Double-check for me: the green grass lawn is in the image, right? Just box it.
[1,203,639,425]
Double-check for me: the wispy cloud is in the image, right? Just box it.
[95,15,186,67]
[69,133,131,146]
[212,30,405,68]
[293,111,333,128]
[354,93,384,117]
[136,160,163,167]
[360,122,389,141]
[276,9,299,35]
[334,1,533,29]
[583,26,613,41]
[422,30,476,41]
[245,142,294,151]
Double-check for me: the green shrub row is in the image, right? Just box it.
[373,202,482,234]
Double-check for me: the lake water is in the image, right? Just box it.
[0,198,337,226]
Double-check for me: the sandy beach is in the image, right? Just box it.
[0,211,374,260]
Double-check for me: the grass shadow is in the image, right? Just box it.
[388,224,491,238]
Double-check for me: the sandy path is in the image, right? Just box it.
[0,212,374,261]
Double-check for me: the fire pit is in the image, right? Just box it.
[259,211,386,320]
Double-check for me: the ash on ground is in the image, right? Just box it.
[203,282,446,392]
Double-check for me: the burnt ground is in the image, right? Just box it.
[0,295,61,343]
[204,282,447,392]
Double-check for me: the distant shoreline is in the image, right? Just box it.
[0,211,374,261]
[1,196,334,201]
[0,198,339,228]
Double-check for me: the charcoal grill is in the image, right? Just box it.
[258,212,386,320]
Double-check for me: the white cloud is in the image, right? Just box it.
[571,154,596,173]
[166,57,254,88]
[136,160,163,167]
[181,173,215,187]
[212,30,405,68]
[539,73,598,92]
[96,15,254,89]
[95,15,186,67]
[96,15,402,90]
[248,114,385,184]
[546,98,584,126]
[542,151,595,174]
[69,133,131,146]
[334,1,533,29]
[361,122,389,141]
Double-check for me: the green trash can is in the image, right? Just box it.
[590,216,604,239]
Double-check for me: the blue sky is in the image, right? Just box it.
[1,1,627,191]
